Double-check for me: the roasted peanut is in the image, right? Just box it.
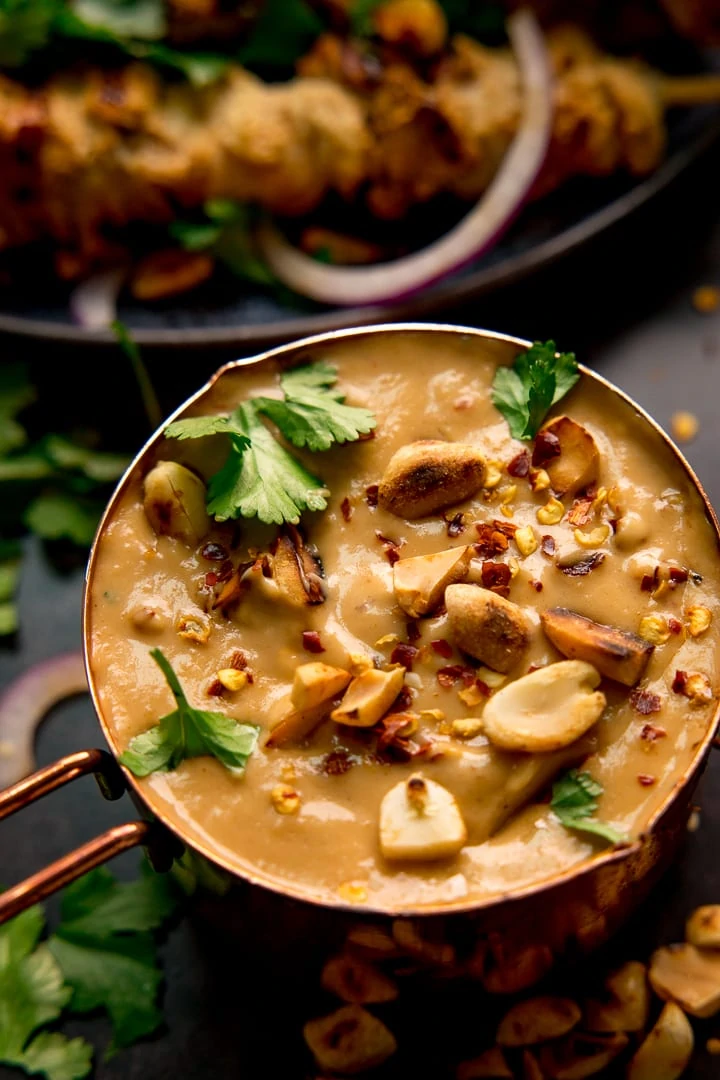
[626,1002,693,1080]
[540,416,599,497]
[379,773,467,861]
[541,607,653,687]
[650,942,720,1017]
[303,1004,397,1075]
[143,460,210,545]
[445,585,530,673]
[393,545,471,617]
[496,996,581,1046]
[378,440,486,519]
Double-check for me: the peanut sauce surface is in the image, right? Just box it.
[88,331,720,910]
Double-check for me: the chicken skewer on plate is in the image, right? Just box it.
[0,1,718,301]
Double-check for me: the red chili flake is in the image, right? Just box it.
[641,574,656,592]
[481,561,512,597]
[393,686,414,712]
[376,713,417,754]
[527,664,541,673]
[207,679,224,697]
[431,638,453,659]
[668,617,683,635]
[437,664,476,688]
[230,650,248,670]
[453,394,474,410]
[540,535,556,557]
[446,512,466,538]
[669,567,689,586]
[340,497,353,522]
[201,542,228,561]
[216,559,235,583]
[391,643,418,670]
[567,496,594,526]
[406,620,421,643]
[641,723,667,741]
[322,749,353,776]
[507,450,530,478]
[532,430,561,467]
[630,689,662,715]
[375,530,403,566]
[672,670,689,694]
[302,630,325,654]
[475,679,491,698]
[365,484,379,508]
[530,580,543,592]
[205,571,219,587]
[637,774,657,787]
[558,552,606,577]
[358,428,376,441]
[474,527,508,556]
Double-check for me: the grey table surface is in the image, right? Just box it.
[1,139,720,1078]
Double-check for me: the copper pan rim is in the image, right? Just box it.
[82,321,720,919]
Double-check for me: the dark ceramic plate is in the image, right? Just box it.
[1,101,719,350]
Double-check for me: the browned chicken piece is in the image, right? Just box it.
[0,11,709,277]
[0,64,369,270]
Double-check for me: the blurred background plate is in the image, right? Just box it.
[1,100,719,350]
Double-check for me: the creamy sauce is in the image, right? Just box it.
[87,330,720,911]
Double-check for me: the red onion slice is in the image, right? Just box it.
[69,268,125,330]
[258,8,553,307]
[0,652,88,788]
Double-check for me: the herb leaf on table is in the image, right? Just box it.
[551,769,628,845]
[0,904,93,1080]
[491,340,579,440]
[119,648,260,777]
[47,866,180,1052]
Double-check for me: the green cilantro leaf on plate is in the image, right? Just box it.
[207,402,329,524]
[0,904,92,1080]
[491,340,579,440]
[119,648,260,777]
[255,362,376,452]
[47,866,179,1052]
[69,0,166,40]
[24,492,102,547]
[550,769,628,846]
[0,0,56,66]
[171,201,277,286]
[0,363,35,456]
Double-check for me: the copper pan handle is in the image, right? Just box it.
[0,748,178,925]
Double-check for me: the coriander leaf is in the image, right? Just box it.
[16,1031,93,1080]
[119,648,260,776]
[551,769,627,846]
[168,221,222,252]
[43,436,129,484]
[69,0,166,40]
[172,201,276,286]
[237,0,323,74]
[491,340,579,440]
[24,493,101,547]
[131,41,229,86]
[0,0,56,66]
[207,402,329,524]
[0,904,92,1080]
[58,866,178,937]
[48,933,162,1051]
[255,362,376,451]
[0,362,36,455]
[164,414,237,441]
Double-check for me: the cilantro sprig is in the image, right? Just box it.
[119,649,260,777]
[0,863,180,1079]
[165,361,376,526]
[551,769,628,846]
[491,340,579,440]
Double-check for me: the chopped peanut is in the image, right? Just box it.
[176,613,211,644]
[338,881,369,904]
[684,672,714,705]
[529,467,550,492]
[671,410,700,443]
[375,633,400,647]
[483,462,504,490]
[515,525,538,557]
[537,497,564,525]
[574,524,610,548]
[216,668,248,692]
[452,717,484,738]
[638,615,671,646]
[686,605,712,637]
[458,684,486,707]
[500,485,517,505]
[271,783,301,815]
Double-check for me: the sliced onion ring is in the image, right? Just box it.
[258,8,553,307]
[0,652,88,788]
[69,268,125,330]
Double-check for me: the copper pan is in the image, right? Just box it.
[1,324,719,989]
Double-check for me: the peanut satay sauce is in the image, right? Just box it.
[88,331,720,910]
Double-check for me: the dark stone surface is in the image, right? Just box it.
[1,141,720,1077]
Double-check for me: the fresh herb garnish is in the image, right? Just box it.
[170,201,277,289]
[0,0,229,85]
[491,340,579,440]
[0,904,92,1080]
[119,649,260,777]
[0,862,180,1078]
[550,769,628,846]
[236,0,323,75]
[165,361,376,526]
[47,864,179,1053]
